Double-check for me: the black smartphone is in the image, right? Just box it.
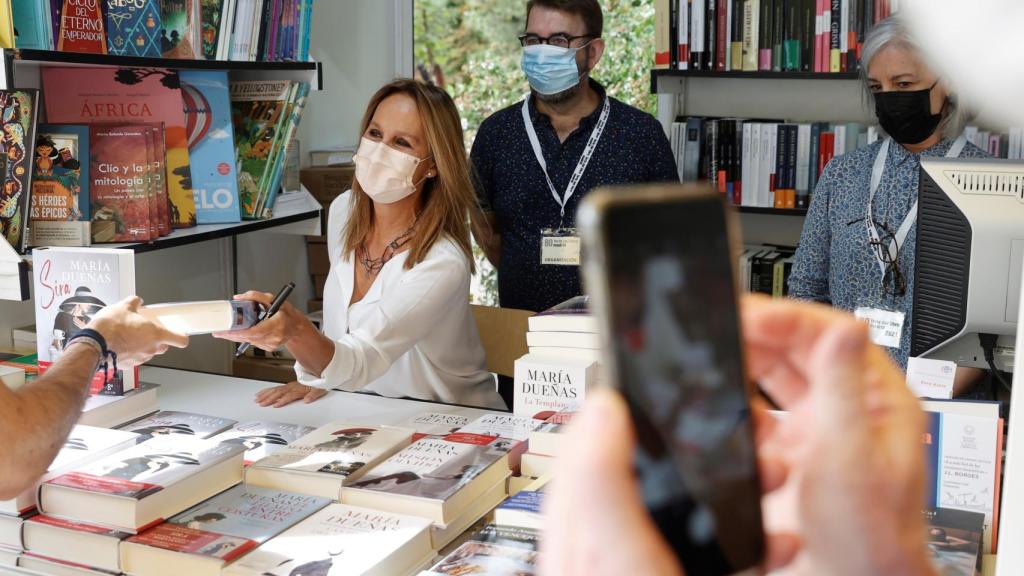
[578,184,765,576]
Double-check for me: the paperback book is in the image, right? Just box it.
[32,247,137,395]
[119,410,237,440]
[245,423,414,500]
[421,527,539,576]
[207,420,317,465]
[55,0,107,53]
[0,89,39,254]
[229,80,294,218]
[89,125,153,243]
[344,433,512,525]
[923,410,1003,554]
[12,0,51,50]
[180,70,241,223]
[0,510,24,549]
[458,413,543,474]
[122,485,332,576]
[224,503,433,576]
[924,507,985,576]
[105,0,162,57]
[199,0,225,59]
[527,295,596,333]
[30,124,90,247]
[0,424,139,516]
[42,66,197,228]
[39,435,245,532]
[402,411,473,442]
[23,515,133,573]
[161,0,199,58]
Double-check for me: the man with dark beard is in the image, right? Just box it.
[470,0,678,316]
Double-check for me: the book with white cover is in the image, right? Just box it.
[17,553,118,576]
[527,296,596,333]
[139,300,260,335]
[23,515,132,573]
[208,421,317,465]
[458,413,543,474]
[0,425,139,516]
[344,434,512,526]
[400,411,475,442]
[513,354,594,419]
[119,410,237,440]
[245,423,414,500]
[529,411,575,457]
[223,503,433,576]
[0,513,25,549]
[527,346,601,364]
[39,436,245,532]
[121,485,332,576]
[79,382,159,428]
[0,546,15,567]
[525,331,600,349]
[520,453,555,479]
[429,476,508,551]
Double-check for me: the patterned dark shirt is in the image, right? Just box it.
[789,137,989,368]
[471,80,679,312]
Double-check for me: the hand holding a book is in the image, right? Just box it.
[213,291,307,352]
[742,295,937,576]
[88,296,190,367]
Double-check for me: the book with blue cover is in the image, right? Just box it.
[12,0,51,49]
[180,70,241,224]
[105,0,162,57]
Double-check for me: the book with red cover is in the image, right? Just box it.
[89,125,152,243]
[41,66,197,228]
[55,0,107,54]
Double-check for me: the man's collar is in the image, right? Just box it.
[527,78,607,128]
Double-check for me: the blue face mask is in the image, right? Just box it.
[521,43,589,95]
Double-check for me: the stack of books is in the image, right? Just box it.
[79,382,160,428]
[0,425,139,572]
[10,0,317,62]
[515,296,599,419]
[510,411,573,494]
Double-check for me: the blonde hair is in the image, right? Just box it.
[344,79,475,272]
[861,15,972,141]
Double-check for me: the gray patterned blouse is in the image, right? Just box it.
[789,137,989,368]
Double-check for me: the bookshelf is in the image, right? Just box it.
[0,49,324,301]
[651,68,860,92]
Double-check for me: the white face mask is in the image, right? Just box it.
[353,137,432,204]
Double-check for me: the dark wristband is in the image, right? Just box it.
[67,328,109,358]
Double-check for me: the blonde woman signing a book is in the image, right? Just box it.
[215,80,506,411]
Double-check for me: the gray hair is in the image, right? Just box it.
[860,15,972,141]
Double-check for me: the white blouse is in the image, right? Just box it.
[294,193,506,410]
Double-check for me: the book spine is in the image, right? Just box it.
[732,119,743,204]
[678,0,690,68]
[796,123,811,209]
[690,0,703,69]
[772,0,783,71]
[655,0,671,68]
[742,0,757,71]
[801,0,813,71]
[809,122,820,190]
[741,123,752,206]
[773,127,785,208]
[785,125,798,208]
[716,0,728,70]
[839,0,848,72]
[829,0,840,72]
[705,0,715,70]
[784,0,800,70]
[758,0,770,70]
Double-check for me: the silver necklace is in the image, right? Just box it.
[357,225,416,276]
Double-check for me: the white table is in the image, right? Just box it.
[139,366,492,429]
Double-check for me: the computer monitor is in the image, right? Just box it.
[912,157,1024,371]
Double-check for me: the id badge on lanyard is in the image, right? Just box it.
[857,135,967,349]
[522,95,610,267]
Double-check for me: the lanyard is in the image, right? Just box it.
[521,94,611,221]
[865,134,967,277]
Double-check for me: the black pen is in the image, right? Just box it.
[235,282,296,358]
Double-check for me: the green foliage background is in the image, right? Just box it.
[414,0,656,303]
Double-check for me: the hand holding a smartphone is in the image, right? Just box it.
[541,295,933,576]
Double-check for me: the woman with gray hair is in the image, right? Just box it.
[788,14,987,391]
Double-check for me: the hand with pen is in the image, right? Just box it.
[213,285,333,408]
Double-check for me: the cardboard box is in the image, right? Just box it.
[233,356,297,383]
[306,236,329,275]
[313,274,327,299]
[308,299,323,313]
[300,165,354,206]
[470,305,534,377]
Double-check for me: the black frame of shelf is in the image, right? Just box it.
[108,208,322,254]
[735,206,808,217]
[651,69,860,92]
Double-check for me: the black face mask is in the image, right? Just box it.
[874,82,944,145]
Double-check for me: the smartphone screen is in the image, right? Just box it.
[587,190,764,575]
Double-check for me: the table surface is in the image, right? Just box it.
[139,366,493,429]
